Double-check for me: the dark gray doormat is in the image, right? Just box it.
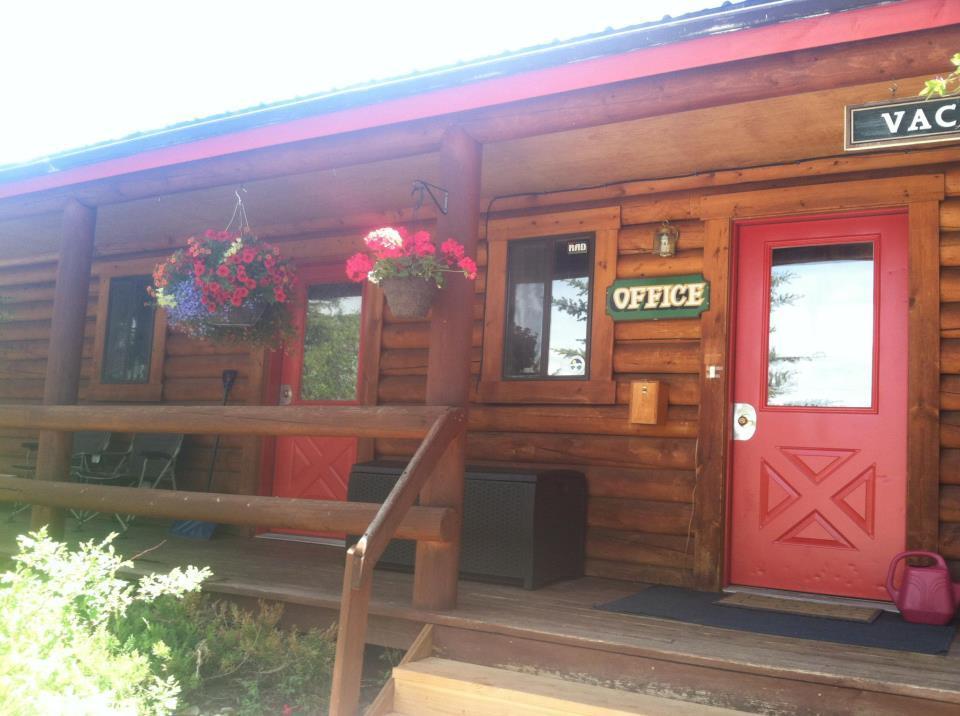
[595,585,957,654]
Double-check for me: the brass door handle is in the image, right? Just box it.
[733,403,757,440]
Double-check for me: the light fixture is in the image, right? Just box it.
[653,221,679,258]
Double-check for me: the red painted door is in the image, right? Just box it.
[729,211,907,600]
[271,264,365,536]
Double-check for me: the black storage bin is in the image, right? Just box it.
[347,461,586,589]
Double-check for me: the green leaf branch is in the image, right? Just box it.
[920,53,960,98]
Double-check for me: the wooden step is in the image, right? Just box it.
[430,625,960,715]
[391,657,745,715]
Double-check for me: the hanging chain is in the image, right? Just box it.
[224,187,251,235]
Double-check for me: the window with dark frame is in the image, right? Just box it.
[101,275,156,384]
[502,234,594,380]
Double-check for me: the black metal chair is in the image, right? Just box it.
[7,432,111,521]
[70,431,113,476]
[73,433,183,530]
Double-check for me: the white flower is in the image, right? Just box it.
[364,228,403,249]
[367,270,381,284]
[223,237,244,258]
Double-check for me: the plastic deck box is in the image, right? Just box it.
[346,461,586,589]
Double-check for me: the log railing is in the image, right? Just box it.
[0,404,467,716]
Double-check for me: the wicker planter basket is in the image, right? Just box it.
[381,277,438,319]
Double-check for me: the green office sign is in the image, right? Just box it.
[606,273,710,321]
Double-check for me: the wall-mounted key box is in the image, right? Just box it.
[629,380,668,425]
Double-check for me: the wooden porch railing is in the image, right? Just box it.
[0,403,467,716]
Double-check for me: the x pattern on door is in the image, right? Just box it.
[278,435,355,502]
[760,446,875,550]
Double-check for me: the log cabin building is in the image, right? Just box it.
[3,0,960,713]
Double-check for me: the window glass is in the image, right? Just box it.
[101,275,155,384]
[300,283,362,401]
[767,242,875,408]
[504,235,592,379]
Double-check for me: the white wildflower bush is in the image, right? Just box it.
[0,528,210,716]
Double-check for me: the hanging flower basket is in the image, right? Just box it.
[345,227,476,319]
[205,300,267,327]
[149,230,297,348]
[380,277,438,319]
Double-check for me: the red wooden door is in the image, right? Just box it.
[729,211,907,600]
[271,264,365,536]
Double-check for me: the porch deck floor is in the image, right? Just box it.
[1,514,958,706]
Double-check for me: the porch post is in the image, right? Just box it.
[31,198,97,537]
[414,126,481,610]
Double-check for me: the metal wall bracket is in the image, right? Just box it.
[412,179,449,215]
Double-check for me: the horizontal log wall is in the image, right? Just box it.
[4,171,957,587]
[374,218,702,587]
[3,124,959,588]
[940,196,960,579]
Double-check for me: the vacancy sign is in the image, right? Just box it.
[846,96,960,151]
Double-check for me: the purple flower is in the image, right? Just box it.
[166,281,208,330]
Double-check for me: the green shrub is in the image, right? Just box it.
[0,529,336,716]
[120,594,336,715]
[0,529,210,715]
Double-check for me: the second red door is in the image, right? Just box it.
[271,264,365,537]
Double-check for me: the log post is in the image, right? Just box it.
[414,126,481,610]
[31,199,97,536]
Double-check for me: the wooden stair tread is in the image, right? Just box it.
[392,657,746,715]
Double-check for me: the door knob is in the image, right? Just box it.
[733,403,757,441]
[279,384,293,406]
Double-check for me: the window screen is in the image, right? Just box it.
[101,275,156,384]
[503,235,593,379]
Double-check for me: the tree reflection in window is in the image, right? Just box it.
[767,269,806,401]
[766,243,874,408]
[549,277,589,375]
[300,283,362,401]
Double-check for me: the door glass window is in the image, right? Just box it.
[767,242,875,408]
[300,283,362,401]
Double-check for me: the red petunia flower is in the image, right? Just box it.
[458,256,478,280]
[440,239,465,261]
[345,252,374,282]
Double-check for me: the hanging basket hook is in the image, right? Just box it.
[411,179,449,215]
[225,187,251,234]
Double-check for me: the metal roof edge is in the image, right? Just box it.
[0,0,894,186]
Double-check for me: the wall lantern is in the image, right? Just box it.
[653,221,680,258]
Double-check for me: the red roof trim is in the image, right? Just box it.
[2,0,958,202]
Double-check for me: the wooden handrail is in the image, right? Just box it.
[0,475,455,541]
[328,407,466,716]
[355,408,466,579]
[0,404,447,439]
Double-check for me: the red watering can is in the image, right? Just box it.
[886,551,960,625]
